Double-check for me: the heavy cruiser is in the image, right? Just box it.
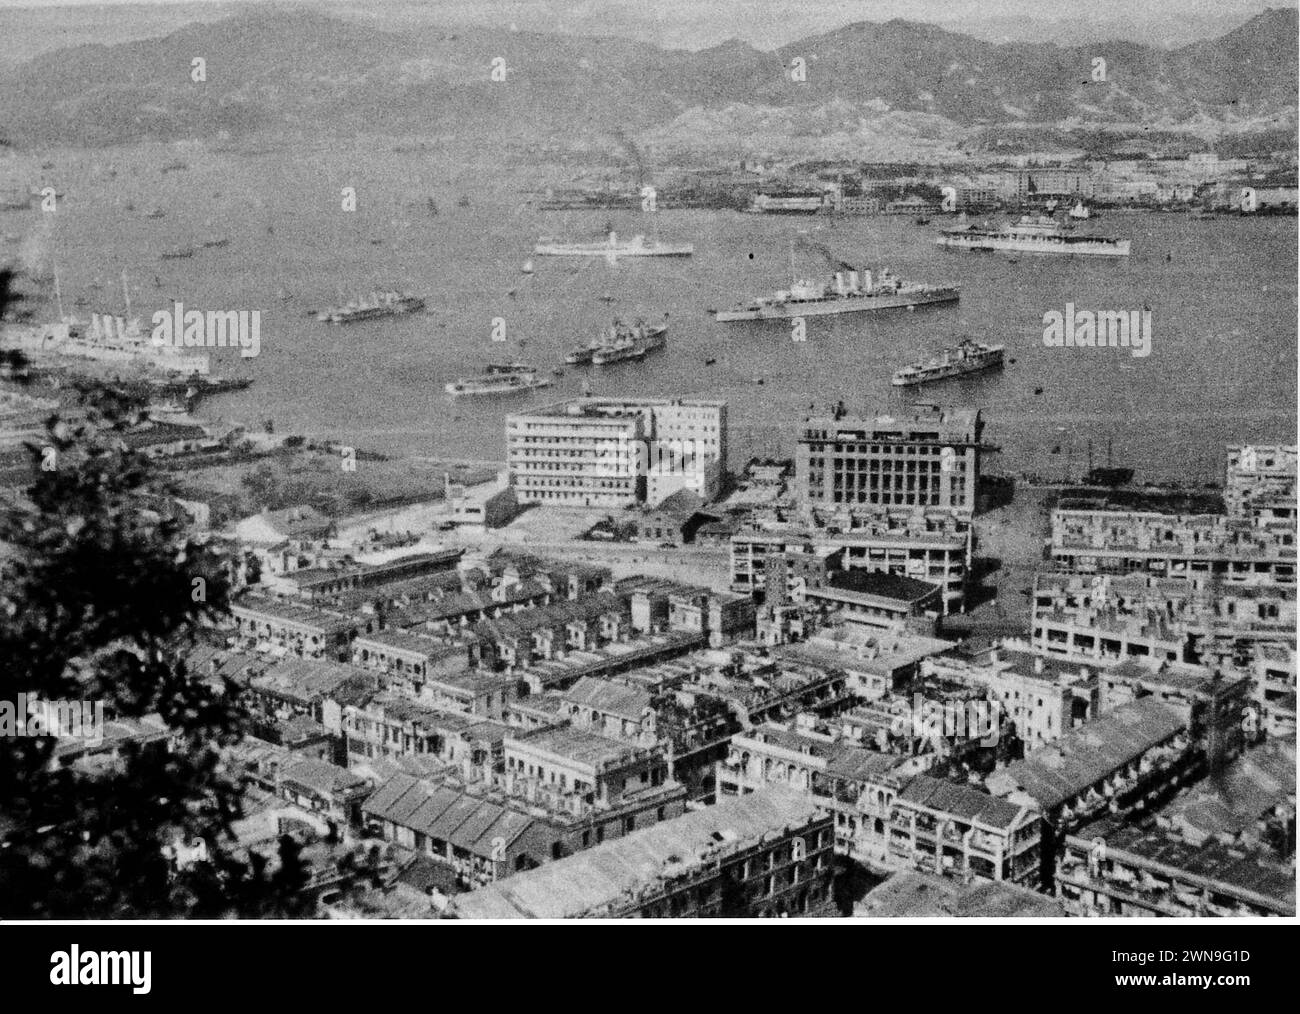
[936,215,1130,257]
[535,230,693,257]
[315,291,425,324]
[444,362,552,397]
[892,338,1004,387]
[712,266,958,322]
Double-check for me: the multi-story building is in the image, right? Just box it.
[887,776,1042,887]
[506,397,727,508]
[732,519,970,614]
[230,595,367,661]
[803,570,943,633]
[986,698,1197,845]
[1032,572,1296,670]
[1225,444,1297,522]
[795,406,982,522]
[1056,816,1294,918]
[921,645,1096,752]
[447,786,836,918]
[1011,167,1095,201]
[1047,509,1297,587]
[502,725,674,815]
[715,722,915,864]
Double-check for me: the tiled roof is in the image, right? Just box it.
[450,787,824,919]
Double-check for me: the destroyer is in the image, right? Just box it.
[892,338,1004,387]
[936,215,1129,257]
[445,362,553,397]
[567,318,667,365]
[535,230,693,257]
[712,266,958,321]
[315,290,425,324]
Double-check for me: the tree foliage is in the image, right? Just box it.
[0,269,310,917]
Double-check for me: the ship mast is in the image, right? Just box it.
[53,258,65,321]
[121,269,132,319]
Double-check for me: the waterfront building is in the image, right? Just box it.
[1225,444,1297,522]
[506,397,727,507]
[795,406,982,523]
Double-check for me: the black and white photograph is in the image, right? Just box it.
[0,0,1295,982]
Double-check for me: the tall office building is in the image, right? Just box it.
[795,406,982,522]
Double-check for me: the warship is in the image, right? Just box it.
[891,338,1005,387]
[712,265,958,321]
[936,215,1129,256]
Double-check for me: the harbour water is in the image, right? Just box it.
[6,141,1296,482]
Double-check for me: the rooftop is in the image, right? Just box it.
[560,676,653,722]
[506,726,644,769]
[857,871,1066,918]
[825,570,940,605]
[450,787,823,919]
[249,658,367,704]
[987,698,1188,810]
[363,774,538,859]
[897,775,1033,831]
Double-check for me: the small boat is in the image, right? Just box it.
[160,245,197,260]
[521,260,535,274]
[704,357,717,366]
[445,362,552,397]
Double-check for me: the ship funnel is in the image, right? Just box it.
[115,316,127,338]
[848,270,859,292]
[834,272,846,295]
[608,230,617,246]
[861,270,872,291]
[90,313,102,338]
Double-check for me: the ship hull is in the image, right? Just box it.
[935,234,1129,257]
[445,378,551,396]
[325,299,426,324]
[892,356,1003,387]
[713,288,959,322]
[534,243,693,257]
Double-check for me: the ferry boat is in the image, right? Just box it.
[535,230,693,258]
[316,291,425,324]
[444,362,552,397]
[712,266,958,322]
[935,215,1130,257]
[891,338,1005,387]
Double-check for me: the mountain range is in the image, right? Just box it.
[0,6,1294,153]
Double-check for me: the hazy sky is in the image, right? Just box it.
[0,0,1291,13]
